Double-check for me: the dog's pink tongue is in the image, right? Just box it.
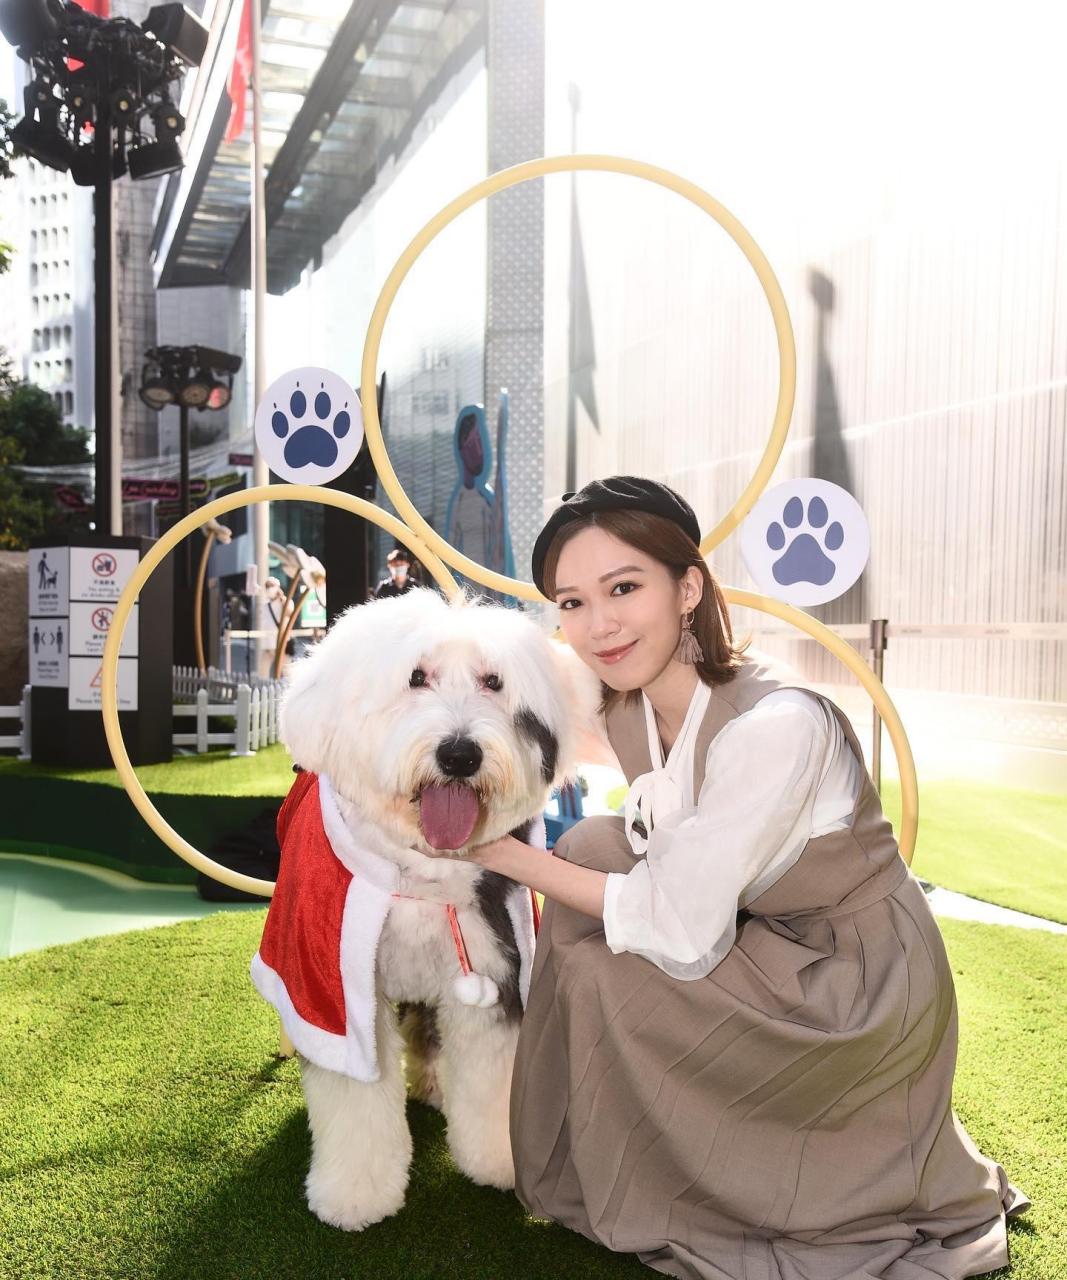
[419,784,480,850]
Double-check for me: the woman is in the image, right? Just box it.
[468,475,1029,1280]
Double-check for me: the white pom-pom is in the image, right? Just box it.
[452,972,499,1008]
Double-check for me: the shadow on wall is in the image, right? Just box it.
[805,268,871,679]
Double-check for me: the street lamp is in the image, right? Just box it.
[0,0,209,534]
[138,343,243,535]
[138,343,242,667]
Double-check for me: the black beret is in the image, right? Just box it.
[531,475,701,597]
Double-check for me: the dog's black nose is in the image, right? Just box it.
[436,736,482,778]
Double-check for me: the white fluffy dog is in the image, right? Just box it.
[250,587,598,1231]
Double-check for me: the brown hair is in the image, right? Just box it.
[541,509,751,715]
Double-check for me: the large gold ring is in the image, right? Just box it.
[99,486,460,897]
[360,154,797,601]
[723,589,918,864]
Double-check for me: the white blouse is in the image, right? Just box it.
[600,680,865,980]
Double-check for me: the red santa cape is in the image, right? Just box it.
[250,771,543,1082]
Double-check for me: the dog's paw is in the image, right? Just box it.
[451,1142,516,1191]
[447,1110,516,1190]
[305,1176,408,1232]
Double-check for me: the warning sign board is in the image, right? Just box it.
[68,655,138,711]
[69,546,139,603]
[29,546,69,617]
[28,617,69,686]
[69,601,139,659]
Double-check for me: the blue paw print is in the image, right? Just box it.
[766,496,844,587]
[271,382,352,469]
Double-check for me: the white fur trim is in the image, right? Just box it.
[505,888,534,1009]
[506,811,547,1009]
[251,777,399,1082]
[452,972,500,1007]
[337,873,394,1079]
[250,951,374,1083]
[250,863,393,1083]
[319,774,403,893]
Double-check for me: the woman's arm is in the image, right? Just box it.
[469,835,608,920]
[601,696,835,979]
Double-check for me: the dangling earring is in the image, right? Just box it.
[674,607,704,665]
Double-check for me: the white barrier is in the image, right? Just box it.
[0,685,31,758]
[172,668,282,756]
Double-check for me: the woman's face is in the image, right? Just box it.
[553,526,697,691]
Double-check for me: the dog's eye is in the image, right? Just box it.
[410,668,427,688]
[482,673,503,692]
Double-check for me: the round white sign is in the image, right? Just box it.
[739,478,870,606]
[253,367,364,485]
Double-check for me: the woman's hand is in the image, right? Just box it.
[468,832,609,921]
[415,835,517,863]
[467,834,519,870]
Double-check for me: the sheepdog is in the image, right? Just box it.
[250,587,599,1231]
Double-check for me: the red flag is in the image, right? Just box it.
[225,0,252,143]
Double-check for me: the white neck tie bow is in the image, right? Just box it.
[624,767,684,858]
[622,684,711,857]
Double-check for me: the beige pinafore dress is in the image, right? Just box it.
[510,656,1029,1279]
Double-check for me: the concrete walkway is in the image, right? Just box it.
[0,852,264,961]
[1,848,1064,962]
[920,881,1067,934]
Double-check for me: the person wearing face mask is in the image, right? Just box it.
[371,548,418,600]
[465,476,1028,1280]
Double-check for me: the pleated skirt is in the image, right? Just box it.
[509,816,1029,1280]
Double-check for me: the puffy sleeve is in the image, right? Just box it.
[601,696,831,979]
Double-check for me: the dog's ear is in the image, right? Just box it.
[545,638,619,776]
[278,645,339,775]
[277,598,403,774]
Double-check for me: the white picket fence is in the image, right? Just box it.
[173,665,282,704]
[172,666,283,756]
[0,674,281,760]
[0,685,31,758]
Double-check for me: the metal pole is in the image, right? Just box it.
[179,402,191,583]
[564,83,579,494]
[250,0,269,673]
[870,618,888,792]
[92,91,114,533]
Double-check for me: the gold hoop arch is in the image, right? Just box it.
[193,528,215,675]
[360,154,797,601]
[723,587,918,864]
[99,485,461,898]
[273,586,309,680]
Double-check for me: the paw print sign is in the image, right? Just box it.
[740,478,870,607]
[254,367,364,485]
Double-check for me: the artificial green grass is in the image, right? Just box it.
[879,778,1067,926]
[0,742,295,797]
[607,776,1067,926]
[0,912,1063,1279]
